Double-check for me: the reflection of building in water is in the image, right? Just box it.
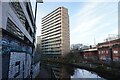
[1,1,36,78]
[52,64,61,78]
[41,7,70,59]
[49,64,71,79]
[61,65,71,79]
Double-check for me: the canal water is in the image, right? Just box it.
[71,68,105,79]
[42,62,106,80]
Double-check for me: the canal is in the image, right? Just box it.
[71,68,104,79]
[41,62,106,80]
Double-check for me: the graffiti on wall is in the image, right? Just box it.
[8,52,31,78]
[1,35,32,54]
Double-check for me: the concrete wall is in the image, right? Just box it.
[1,2,9,29]
[61,7,70,56]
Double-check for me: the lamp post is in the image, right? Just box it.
[31,0,43,79]
[35,0,44,23]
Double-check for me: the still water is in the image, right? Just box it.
[71,68,105,79]
[42,63,106,79]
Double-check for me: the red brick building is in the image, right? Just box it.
[83,48,99,61]
[98,39,120,62]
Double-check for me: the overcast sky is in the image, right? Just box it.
[31,0,119,45]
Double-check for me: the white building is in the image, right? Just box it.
[71,44,89,50]
[41,7,70,58]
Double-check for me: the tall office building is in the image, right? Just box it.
[1,1,36,78]
[41,7,70,58]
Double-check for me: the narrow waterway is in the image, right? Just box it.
[71,68,105,79]
[41,62,106,79]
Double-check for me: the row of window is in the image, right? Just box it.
[42,34,61,41]
[42,30,61,39]
[42,48,61,52]
[10,2,26,27]
[42,38,61,44]
[42,44,61,48]
[42,11,61,23]
[10,2,33,38]
[42,43,61,47]
[42,46,61,50]
[42,24,61,34]
[42,39,61,43]
[42,18,61,30]
[42,13,61,26]
[42,19,61,31]
[42,7,61,22]
[6,18,31,45]
[99,50,118,54]
[42,27,61,36]
[6,18,24,40]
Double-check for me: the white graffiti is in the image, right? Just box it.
[8,52,31,78]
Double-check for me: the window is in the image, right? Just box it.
[10,2,26,27]
[114,50,118,54]
[99,51,101,54]
[6,18,24,40]
[10,2,33,38]
[106,51,108,53]
[102,51,104,54]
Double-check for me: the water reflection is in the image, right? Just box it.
[44,63,72,79]
[71,68,102,78]
[42,62,105,80]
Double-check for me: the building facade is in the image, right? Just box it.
[83,48,99,61]
[34,36,42,63]
[71,44,89,50]
[36,36,41,54]
[98,39,120,62]
[41,7,70,58]
[1,1,36,78]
